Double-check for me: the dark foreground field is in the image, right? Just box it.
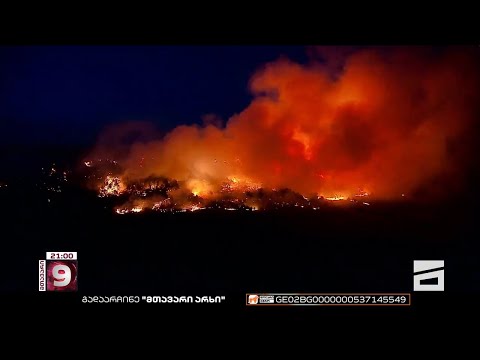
[2,183,478,315]
[0,148,478,317]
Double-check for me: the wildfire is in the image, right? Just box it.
[222,176,262,193]
[99,175,126,197]
[187,179,213,197]
[90,167,381,214]
[183,204,205,212]
[85,47,478,211]
[115,205,144,214]
[324,195,346,201]
[354,190,369,197]
[152,198,172,210]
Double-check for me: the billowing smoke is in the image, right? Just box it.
[87,47,479,202]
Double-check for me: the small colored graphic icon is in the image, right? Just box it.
[248,295,259,304]
[39,252,78,292]
[46,261,78,291]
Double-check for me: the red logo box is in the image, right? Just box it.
[46,260,78,291]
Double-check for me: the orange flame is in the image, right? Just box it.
[88,47,478,203]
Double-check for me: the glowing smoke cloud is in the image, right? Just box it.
[88,47,479,201]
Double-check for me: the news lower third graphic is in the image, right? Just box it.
[246,294,411,306]
[413,260,444,291]
[39,252,78,292]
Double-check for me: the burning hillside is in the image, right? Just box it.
[82,160,367,213]
[84,47,479,214]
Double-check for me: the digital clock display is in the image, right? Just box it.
[47,252,77,260]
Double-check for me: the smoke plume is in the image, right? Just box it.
[87,47,479,200]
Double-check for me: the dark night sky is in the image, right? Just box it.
[0,46,309,146]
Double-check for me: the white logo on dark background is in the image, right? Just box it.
[413,260,444,291]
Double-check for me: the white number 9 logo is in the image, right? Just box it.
[53,264,71,287]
